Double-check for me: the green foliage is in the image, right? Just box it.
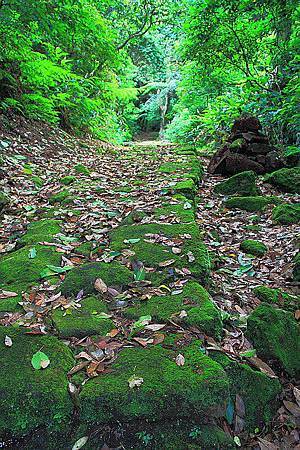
[166,0,300,147]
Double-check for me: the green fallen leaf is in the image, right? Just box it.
[72,436,88,450]
[134,266,146,281]
[226,399,234,424]
[234,436,241,447]
[46,265,73,273]
[183,201,192,209]
[28,247,37,259]
[31,351,50,370]
[240,349,257,358]
[124,238,141,244]
[132,315,152,330]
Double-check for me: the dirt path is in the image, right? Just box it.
[0,122,299,449]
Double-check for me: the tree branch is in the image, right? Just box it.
[117,8,156,51]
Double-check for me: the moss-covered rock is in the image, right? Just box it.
[247,304,300,377]
[80,341,229,424]
[122,422,235,450]
[31,175,44,188]
[211,353,281,431]
[224,196,280,212]
[52,296,114,338]
[0,191,9,214]
[214,171,259,196]
[61,175,76,186]
[74,163,90,176]
[272,203,300,224]
[253,286,300,312]
[265,167,300,193]
[109,222,210,283]
[49,190,70,204]
[169,179,196,200]
[75,241,94,257]
[240,239,267,257]
[0,326,74,437]
[60,261,132,297]
[124,282,223,339]
[0,245,61,288]
[18,219,61,246]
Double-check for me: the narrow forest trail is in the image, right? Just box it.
[0,122,299,449]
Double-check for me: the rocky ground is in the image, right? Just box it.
[0,116,299,450]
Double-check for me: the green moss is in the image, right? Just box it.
[52,296,114,338]
[229,138,245,149]
[109,223,210,283]
[293,252,300,282]
[80,341,229,424]
[18,219,61,246]
[49,190,70,204]
[169,179,196,200]
[61,175,76,186]
[224,196,280,212]
[214,171,260,196]
[125,282,222,338]
[265,167,300,193]
[211,353,281,430]
[158,159,203,184]
[247,304,300,377]
[60,261,132,297]
[154,202,195,223]
[272,203,300,224]
[75,241,94,257]
[0,244,61,288]
[74,163,90,176]
[120,422,235,450]
[0,191,9,213]
[240,239,267,257]
[253,286,300,312]
[0,326,74,436]
[31,175,44,188]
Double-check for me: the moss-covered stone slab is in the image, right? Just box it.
[60,175,76,185]
[240,239,267,257]
[265,167,300,193]
[52,296,114,338]
[253,286,300,312]
[118,422,235,450]
[124,281,222,338]
[80,341,229,424]
[109,222,210,283]
[168,179,196,200]
[49,190,70,204]
[272,203,300,224]
[0,326,74,437]
[60,261,132,297]
[18,219,62,246]
[247,304,300,377]
[158,159,203,184]
[214,171,260,197]
[224,196,280,212]
[74,163,90,176]
[211,353,281,431]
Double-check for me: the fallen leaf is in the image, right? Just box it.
[28,247,37,259]
[68,382,77,394]
[4,335,13,347]
[31,351,50,370]
[293,386,300,407]
[172,247,181,254]
[72,436,89,450]
[144,323,166,331]
[249,357,277,378]
[124,238,140,244]
[133,337,153,347]
[128,375,144,388]
[295,310,300,320]
[107,328,119,338]
[283,400,300,417]
[175,354,185,366]
[94,278,108,294]
[0,290,18,299]
[187,251,195,263]
[257,437,278,450]
[158,259,175,267]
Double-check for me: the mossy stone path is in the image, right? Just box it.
[0,139,299,448]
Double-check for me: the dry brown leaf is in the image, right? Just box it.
[293,386,300,407]
[94,278,108,294]
[175,353,185,366]
[283,400,300,417]
[257,437,278,450]
[0,290,18,299]
[158,259,175,267]
[144,323,166,331]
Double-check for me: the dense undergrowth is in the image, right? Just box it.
[1,1,299,149]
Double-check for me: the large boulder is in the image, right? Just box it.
[265,167,300,194]
[214,171,259,196]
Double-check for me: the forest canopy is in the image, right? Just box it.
[0,0,299,147]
